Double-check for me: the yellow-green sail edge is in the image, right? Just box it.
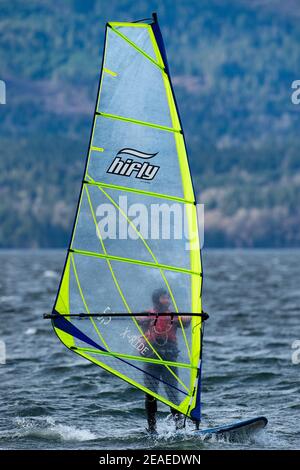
[149,16,203,420]
[51,15,204,421]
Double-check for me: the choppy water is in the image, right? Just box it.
[0,250,299,450]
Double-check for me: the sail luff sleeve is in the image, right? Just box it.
[150,18,203,420]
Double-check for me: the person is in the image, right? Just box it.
[137,288,191,433]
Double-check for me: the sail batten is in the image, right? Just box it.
[84,179,195,204]
[50,14,203,421]
[96,111,181,133]
[108,24,165,71]
[69,248,201,276]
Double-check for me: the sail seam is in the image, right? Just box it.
[84,178,194,204]
[70,248,202,277]
[108,24,164,71]
[109,22,150,28]
[70,248,201,277]
[72,346,197,369]
[96,111,181,133]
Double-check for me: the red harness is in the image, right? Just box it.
[143,309,177,345]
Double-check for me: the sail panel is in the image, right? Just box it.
[113,25,157,60]
[71,184,198,269]
[71,190,105,254]
[66,251,199,318]
[88,115,185,199]
[100,27,172,127]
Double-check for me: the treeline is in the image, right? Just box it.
[1,136,299,248]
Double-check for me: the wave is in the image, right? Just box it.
[10,417,97,442]
[43,270,59,279]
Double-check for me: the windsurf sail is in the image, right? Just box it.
[47,13,205,421]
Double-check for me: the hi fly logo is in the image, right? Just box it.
[107,148,160,181]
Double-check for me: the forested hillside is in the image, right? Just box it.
[0,0,299,247]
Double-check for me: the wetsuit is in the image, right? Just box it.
[138,310,191,431]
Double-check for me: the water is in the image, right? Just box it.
[0,250,299,450]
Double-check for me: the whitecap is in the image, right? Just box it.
[25,328,37,335]
[43,270,59,279]
[15,417,97,442]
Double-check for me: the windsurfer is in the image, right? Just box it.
[137,288,191,433]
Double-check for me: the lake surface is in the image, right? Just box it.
[0,250,299,450]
